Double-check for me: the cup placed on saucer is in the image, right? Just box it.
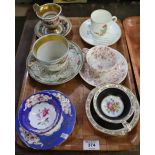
[33,3,62,29]
[32,34,69,72]
[90,9,117,39]
[93,84,135,132]
[83,45,117,78]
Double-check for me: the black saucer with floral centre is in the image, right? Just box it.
[34,16,72,37]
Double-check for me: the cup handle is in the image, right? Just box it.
[82,48,89,56]
[122,121,132,132]
[112,16,117,22]
[33,3,40,12]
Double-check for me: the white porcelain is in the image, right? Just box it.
[86,46,117,73]
[79,19,121,46]
[90,9,117,39]
[79,47,128,87]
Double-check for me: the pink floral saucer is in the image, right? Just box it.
[79,47,128,87]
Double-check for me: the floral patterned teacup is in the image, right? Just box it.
[83,46,117,77]
[90,9,117,38]
[33,3,62,29]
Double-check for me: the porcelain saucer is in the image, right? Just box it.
[27,41,83,85]
[85,86,139,136]
[79,19,121,46]
[16,90,76,150]
[34,16,72,37]
[79,48,128,87]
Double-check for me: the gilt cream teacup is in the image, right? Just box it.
[32,34,69,72]
[33,3,62,29]
[90,9,117,38]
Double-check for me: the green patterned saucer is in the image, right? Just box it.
[34,16,72,38]
[26,41,83,85]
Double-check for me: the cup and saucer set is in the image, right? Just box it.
[16,3,140,150]
[33,3,72,38]
[79,9,121,46]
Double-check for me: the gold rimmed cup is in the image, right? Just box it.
[32,34,69,72]
[33,3,62,29]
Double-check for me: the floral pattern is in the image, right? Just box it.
[79,47,128,87]
[95,24,107,36]
[36,107,50,125]
[24,94,52,111]
[52,92,71,116]
[19,125,43,147]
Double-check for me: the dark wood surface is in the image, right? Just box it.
[16,17,139,153]
[123,16,140,94]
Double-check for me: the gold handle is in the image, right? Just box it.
[33,3,40,12]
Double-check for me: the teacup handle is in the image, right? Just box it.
[82,48,89,56]
[122,121,132,132]
[33,3,40,12]
[112,16,117,22]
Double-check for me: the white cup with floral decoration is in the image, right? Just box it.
[90,9,117,38]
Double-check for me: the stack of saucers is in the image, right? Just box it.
[16,90,76,150]
[85,84,139,136]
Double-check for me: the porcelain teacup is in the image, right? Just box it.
[90,9,117,38]
[33,3,62,29]
[32,34,69,72]
[83,46,117,77]
[93,84,135,132]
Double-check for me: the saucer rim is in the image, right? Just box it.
[34,15,72,38]
[79,18,121,46]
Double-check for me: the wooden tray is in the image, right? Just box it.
[16,17,140,151]
[123,16,140,94]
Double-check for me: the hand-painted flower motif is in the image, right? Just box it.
[107,102,120,113]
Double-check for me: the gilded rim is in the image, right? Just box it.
[32,34,69,65]
[35,3,62,20]
[34,16,72,38]
[93,84,135,124]
[85,85,140,136]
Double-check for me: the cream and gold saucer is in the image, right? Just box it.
[34,16,72,38]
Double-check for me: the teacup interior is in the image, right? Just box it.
[37,4,61,18]
[34,35,68,62]
[91,9,112,23]
[96,88,131,120]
